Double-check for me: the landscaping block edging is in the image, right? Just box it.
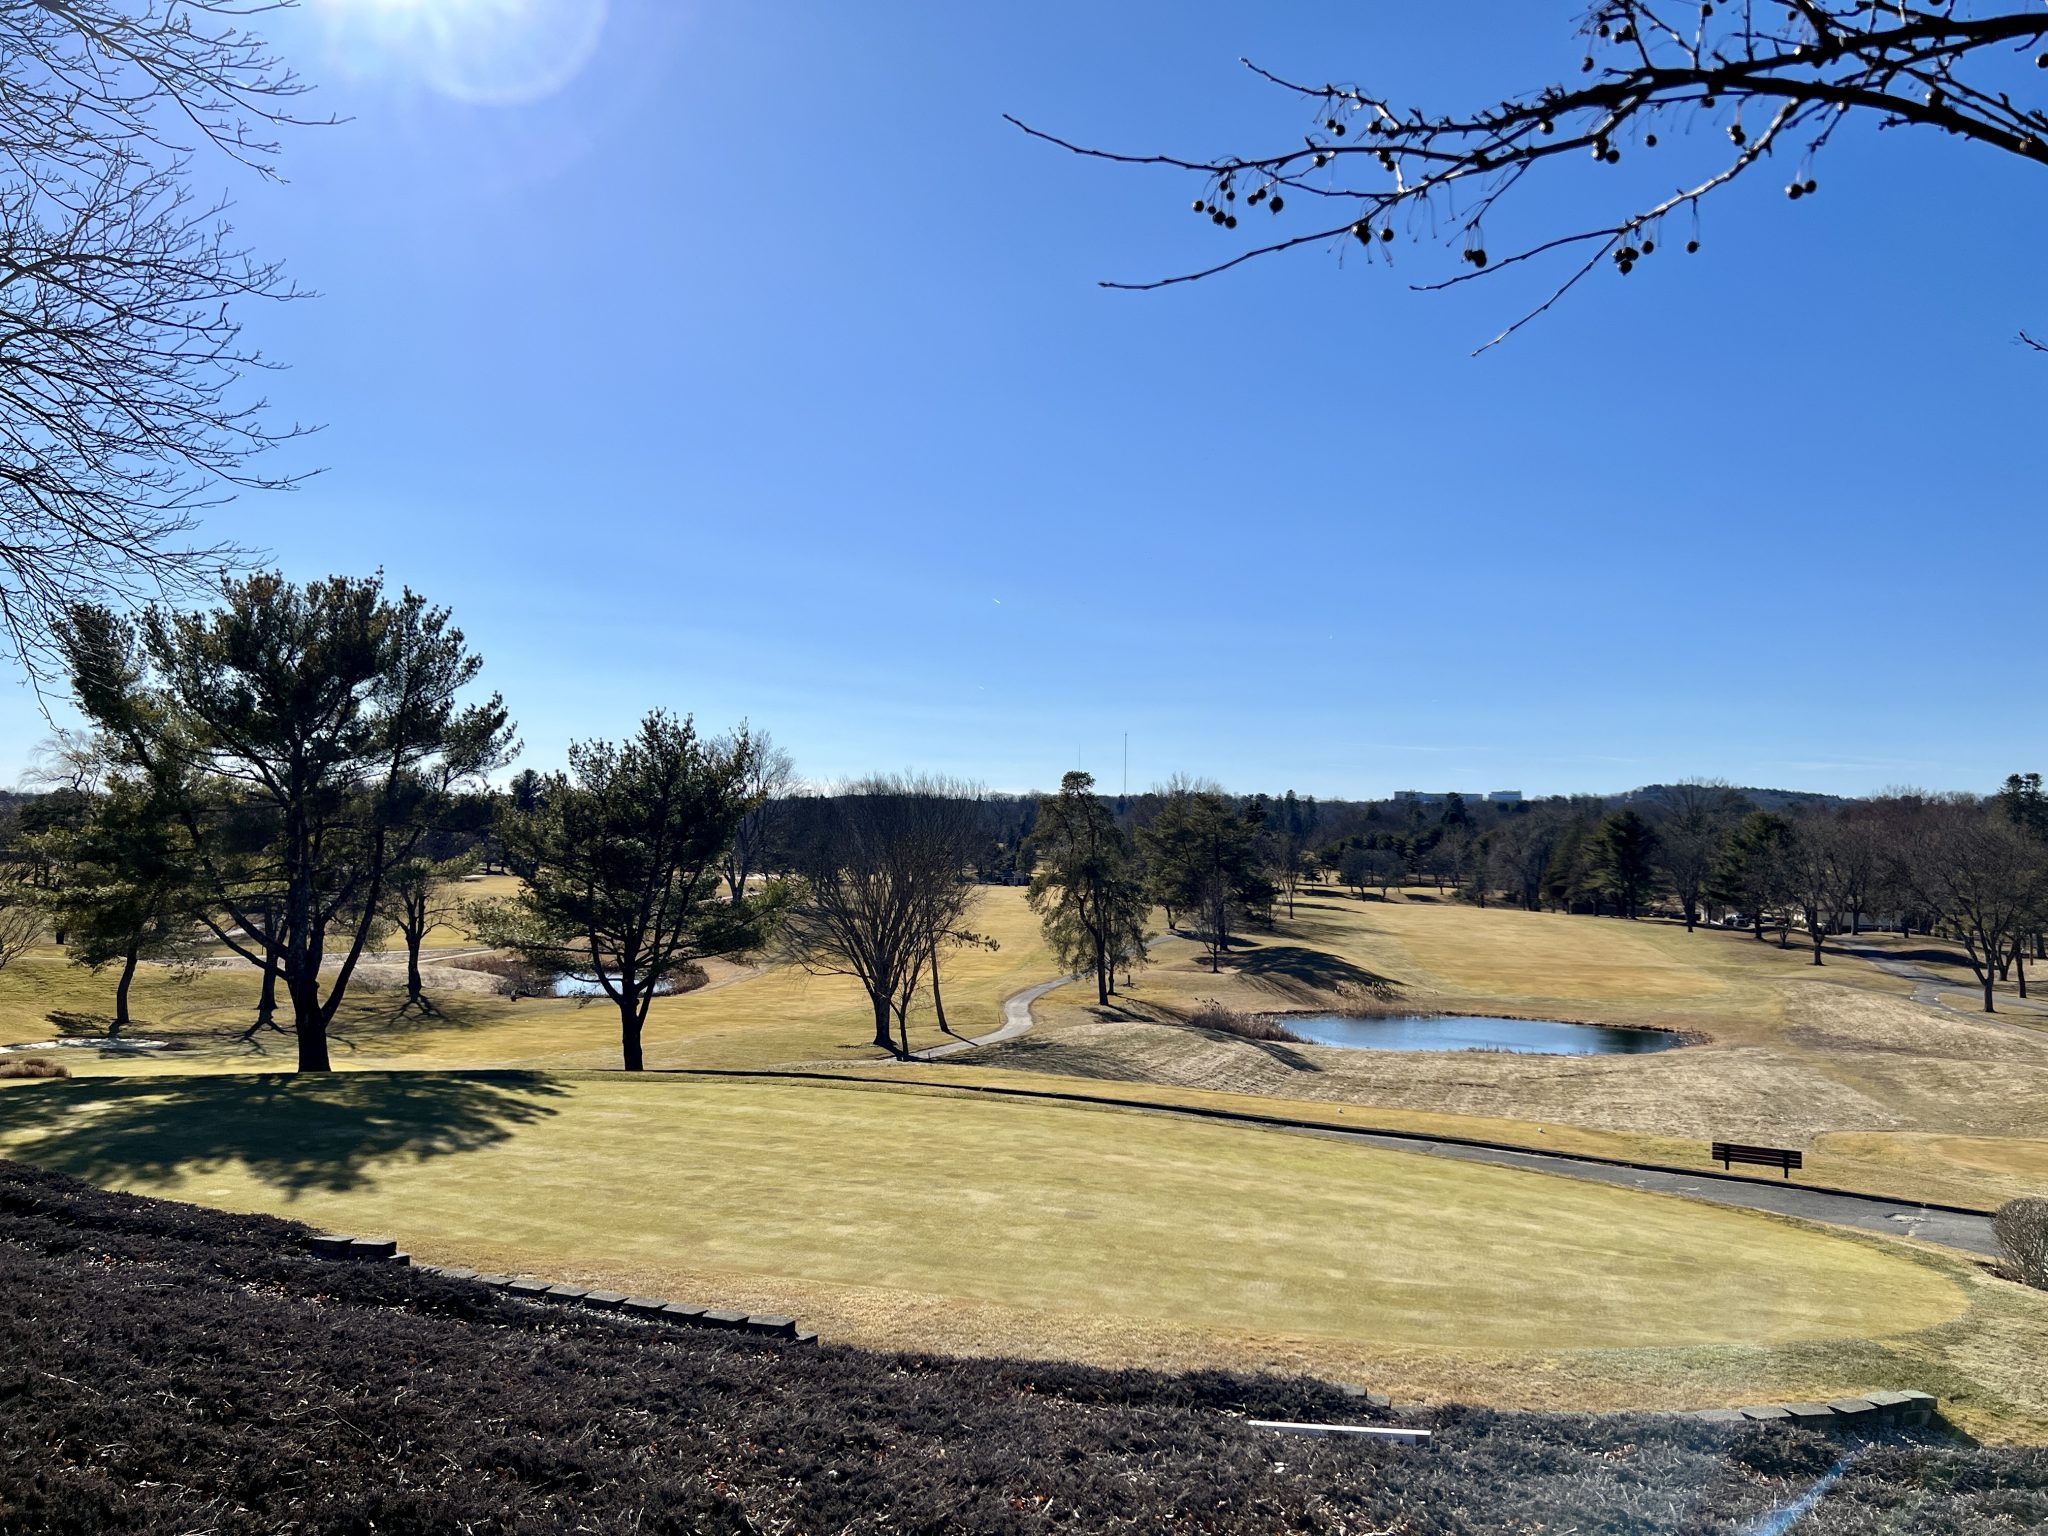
[304,1233,818,1346]
[1686,1390,1938,1430]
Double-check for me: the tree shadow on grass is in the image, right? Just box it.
[1241,1037,1324,1073]
[0,1070,567,1199]
[1233,946,1403,1003]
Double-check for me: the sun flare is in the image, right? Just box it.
[312,0,610,105]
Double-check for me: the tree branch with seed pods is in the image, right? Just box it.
[1010,3,2048,351]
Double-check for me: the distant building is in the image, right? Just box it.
[1395,789,1522,807]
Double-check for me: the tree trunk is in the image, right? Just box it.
[620,994,644,1072]
[112,941,139,1034]
[2017,947,2029,1001]
[930,945,949,1033]
[871,991,895,1051]
[1808,922,1824,966]
[256,949,278,1027]
[294,998,331,1071]
[1983,972,1997,1014]
[405,928,429,1014]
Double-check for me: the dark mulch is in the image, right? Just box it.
[1,1159,2043,1535]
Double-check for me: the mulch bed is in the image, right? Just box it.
[1,1158,2043,1534]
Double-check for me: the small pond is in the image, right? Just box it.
[1280,1013,1680,1056]
[549,973,680,999]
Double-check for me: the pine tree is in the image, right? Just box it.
[1027,772,1150,1005]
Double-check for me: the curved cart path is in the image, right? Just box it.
[1836,942,2048,1037]
[852,932,2005,1254]
[690,1061,2003,1256]
[1279,1125,1999,1256]
[909,933,1195,1061]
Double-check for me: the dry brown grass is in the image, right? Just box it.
[0,1056,68,1080]
[16,1069,2048,1438]
[961,895,2048,1208]
[0,886,1057,1078]
[1181,1000,1305,1043]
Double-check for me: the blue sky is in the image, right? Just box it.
[4,1,2041,799]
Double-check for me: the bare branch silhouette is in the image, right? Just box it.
[1015,4,2048,348]
[0,3,330,679]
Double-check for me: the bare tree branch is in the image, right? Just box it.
[0,2,327,680]
[1016,3,2048,346]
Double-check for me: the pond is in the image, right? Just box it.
[1279,1013,1681,1056]
[549,973,680,999]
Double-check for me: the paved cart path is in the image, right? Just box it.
[862,933,2003,1254]
[909,934,1195,1061]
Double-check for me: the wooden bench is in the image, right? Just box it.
[1711,1141,1803,1178]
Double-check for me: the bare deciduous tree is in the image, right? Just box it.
[1649,780,1740,931]
[720,729,798,903]
[780,775,988,1058]
[1995,1196,2048,1289]
[0,871,41,970]
[0,2,322,677]
[1017,4,2048,347]
[1783,810,1846,967]
[1903,794,2047,1013]
[379,849,477,1018]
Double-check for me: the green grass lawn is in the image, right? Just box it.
[7,1067,2041,1436]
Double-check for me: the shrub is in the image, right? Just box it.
[0,1056,69,1079]
[1994,1197,2048,1289]
[442,950,555,997]
[1183,1001,1306,1044]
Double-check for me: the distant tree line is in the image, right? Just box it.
[1306,781,2048,1013]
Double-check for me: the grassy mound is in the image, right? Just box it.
[4,1159,2044,1534]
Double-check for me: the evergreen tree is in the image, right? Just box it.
[1587,810,1662,918]
[484,713,771,1071]
[1713,811,1795,943]
[1139,782,1274,971]
[1027,772,1150,1005]
[379,846,478,1016]
[63,576,515,1072]
[43,767,206,1033]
